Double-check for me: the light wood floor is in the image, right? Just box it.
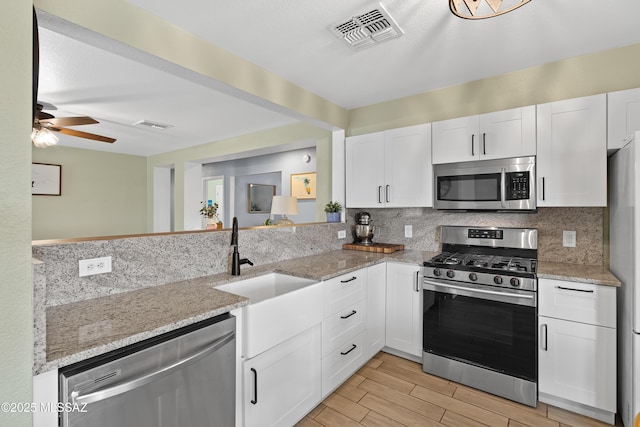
[296,352,621,427]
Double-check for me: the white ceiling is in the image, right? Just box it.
[37,0,640,156]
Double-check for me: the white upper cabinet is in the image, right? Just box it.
[346,124,432,208]
[536,94,607,207]
[432,106,536,164]
[608,87,640,150]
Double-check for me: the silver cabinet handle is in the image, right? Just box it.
[541,324,548,351]
[386,185,390,203]
[250,368,258,404]
[378,186,383,204]
[72,331,235,405]
[340,276,357,283]
[415,271,420,292]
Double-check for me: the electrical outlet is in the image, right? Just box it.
[563,231,576,248]
[79,256,112,277]
[338,230,347,239]
[405,225,413,238]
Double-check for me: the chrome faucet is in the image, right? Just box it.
[230,217,253,275]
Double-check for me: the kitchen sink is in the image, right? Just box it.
[216,273,323,358]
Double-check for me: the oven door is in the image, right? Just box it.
[422,279,537,382]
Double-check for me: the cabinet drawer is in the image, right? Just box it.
[322,300,366,358]
[539,279,616,327]
[321,331,366,397]
[323,270,366,317]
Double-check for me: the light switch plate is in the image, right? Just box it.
[338,230,347,239]
[405,225,413,238]
[563,231,576,248]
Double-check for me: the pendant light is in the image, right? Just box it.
[450,0,532,20]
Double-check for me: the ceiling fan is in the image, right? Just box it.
[31,9,115,147]
[33,102,116,146]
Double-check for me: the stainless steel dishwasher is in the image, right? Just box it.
[59,313,236,427]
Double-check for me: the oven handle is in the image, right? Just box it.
[422,279,536,307]
[71,331,235,405]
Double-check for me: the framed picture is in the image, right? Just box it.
[32,163,61,196]
[290,172,316,200]
[248,184,275,213]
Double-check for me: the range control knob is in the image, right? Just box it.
[493,275,503,285]
[510,277,521,287]
[446,270,455,279]
[468,272,478,281]
[433,268,442,277]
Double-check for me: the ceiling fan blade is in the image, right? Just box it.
[54,127,116,143]
[40,116,99,127]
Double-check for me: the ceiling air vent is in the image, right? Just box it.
[330,3,404,50]
[132,120,173,130]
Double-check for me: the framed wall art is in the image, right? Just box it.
[290,172,316,200]
[248,183,275,213]
[32,163,61,196]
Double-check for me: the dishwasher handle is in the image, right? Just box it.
[72,330,235,405]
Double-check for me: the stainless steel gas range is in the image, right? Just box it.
[422,226,538,407]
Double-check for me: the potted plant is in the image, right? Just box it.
[324,200,342,223]
[200,201,221,229]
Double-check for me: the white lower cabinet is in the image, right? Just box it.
[385,262,423,359]
[538,278,617,423]
[365,263,386,359]
[242,325,321,427]
[321,267,368,397]
[321,331,366,396]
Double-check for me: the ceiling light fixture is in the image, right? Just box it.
[31,127,59,148]
[450,0,532,19]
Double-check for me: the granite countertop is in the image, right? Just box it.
[39,248,618,374]
[40,249,435,374]
[537,261,621,287]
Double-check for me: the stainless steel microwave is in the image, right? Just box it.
[433,156,536,211]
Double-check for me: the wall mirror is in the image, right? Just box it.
[248,184,275,213]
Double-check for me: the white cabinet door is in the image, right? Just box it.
[346,125,431,208]
[537,94,607,207]
[538,316,616,412]
[432,115,478,164]
[366,263,386,359]
[385,262,422,357]
[384,124,432,207]
[608,87,640,150]
[433,107,536,164]
[243,325,321,427]
[345,132,385,208]
[478,106,536,160]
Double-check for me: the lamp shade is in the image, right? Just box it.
[271,196,298,216]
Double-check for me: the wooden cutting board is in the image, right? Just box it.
[342,243,405,254]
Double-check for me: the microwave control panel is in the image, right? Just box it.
[505,171,530,200]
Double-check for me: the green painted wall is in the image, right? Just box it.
[349,43,640,135]
[0,3,33,426]
[32,146,147,240]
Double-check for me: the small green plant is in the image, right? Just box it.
[324,200,343,213]
[199,201,219,218]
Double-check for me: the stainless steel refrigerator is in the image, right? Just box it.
[609,131,640,427]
